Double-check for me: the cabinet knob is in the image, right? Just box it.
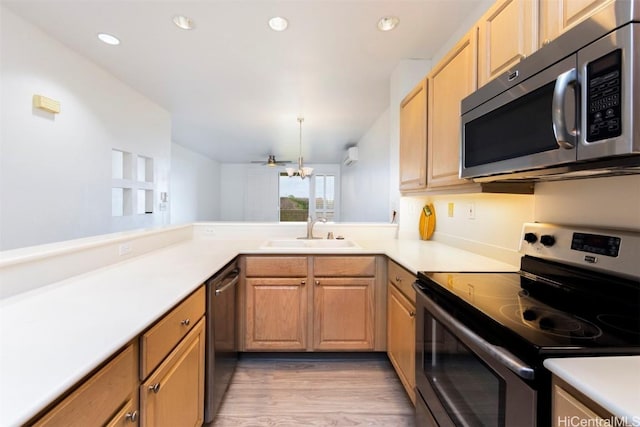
[395,276,402,283]
[180,318,190,326]
[315,280,320,286]
[409,311,416,318]
[301,280,306,286]
[148,383,161,393]
[125,411,138,422]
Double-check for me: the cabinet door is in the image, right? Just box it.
[245,278,308,350]
[478,0,538,87]
[140,319,205,427]
[399,79,428,191]
[540,0,615,46]
[428,28,477,189]
[34,343,138,427]
[387,283,416,404]
[313,277,375,350]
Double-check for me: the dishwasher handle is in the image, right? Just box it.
[215,268,239,296]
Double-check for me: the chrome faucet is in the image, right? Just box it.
[305,215,326,239]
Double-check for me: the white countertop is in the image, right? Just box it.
[544,356,640,422]
[0,236,516,426]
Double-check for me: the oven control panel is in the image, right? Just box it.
[519,223,639,279]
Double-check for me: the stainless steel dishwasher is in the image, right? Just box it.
[204,259,240,424]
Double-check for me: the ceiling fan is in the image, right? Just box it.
[250,155,292,167]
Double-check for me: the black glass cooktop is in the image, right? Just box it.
[416,257,640,364]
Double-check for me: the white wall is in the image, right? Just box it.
[341,109,391,222]
[170,143,220,224]
[0,7,171,250]
[534,175,640,229]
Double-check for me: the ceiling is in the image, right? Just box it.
[3,0,483,163]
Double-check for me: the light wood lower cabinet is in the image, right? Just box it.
[551,376,617,427]
[33,343,139,427]
[139,286,206,427]
[140,318,205,427]
[314,277,375,350]
[242,255,383,352]
[30,284,209,427]
[245,277,308,350]
[387,260,416,404]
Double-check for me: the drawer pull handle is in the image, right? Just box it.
[125,411,138,422]
[315,280,320,286]
[301,280,306,286]
[395,276,402,282]
[180,319,190,326]
[149,383,161,393]
[409,311,416,318]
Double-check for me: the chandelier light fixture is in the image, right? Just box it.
[286,117,313,179]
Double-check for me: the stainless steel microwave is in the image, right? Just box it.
[461,6,639,182]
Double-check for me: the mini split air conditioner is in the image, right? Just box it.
[343,147,358,166]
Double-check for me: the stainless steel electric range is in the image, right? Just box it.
[413,223,640,426]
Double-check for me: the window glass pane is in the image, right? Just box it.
[315,174,335,221]
[279,173,309,222]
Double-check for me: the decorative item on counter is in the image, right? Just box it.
[419,203,435,240]
[391,210,397,223]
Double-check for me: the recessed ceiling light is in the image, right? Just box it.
[97,33,120,45]
[268,16,288,32]
[377,16,399,32]
[173,15,195,30]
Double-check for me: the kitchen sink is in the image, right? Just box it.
[260,238,360,249]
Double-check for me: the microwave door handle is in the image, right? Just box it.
[552,68,578,149]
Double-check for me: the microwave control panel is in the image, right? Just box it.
[586,49,622,142]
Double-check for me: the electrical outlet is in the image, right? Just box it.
[448,203,454,217]
[118,242,132,256]
[467,203,476,219]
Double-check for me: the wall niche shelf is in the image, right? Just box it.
[112,149,155,217]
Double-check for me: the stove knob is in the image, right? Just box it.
[523,232,538,244]
[522,309,537,321]
[540,235,556,247]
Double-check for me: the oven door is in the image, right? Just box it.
[414,286,537,427]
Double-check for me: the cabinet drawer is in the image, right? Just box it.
[140,286,205,379]
[34,343,137,427]
[245,256,307,277]
[388,260,415,304]
[314,256,376,277]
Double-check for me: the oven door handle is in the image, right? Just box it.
[421,291,535,381]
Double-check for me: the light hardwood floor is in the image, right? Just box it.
[211,354,415,426]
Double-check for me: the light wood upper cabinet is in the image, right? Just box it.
[427,27,478,189]
[540,0,615,46]
[478,0,538,87]
[399,79,428,191]
[140,319,205,427]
